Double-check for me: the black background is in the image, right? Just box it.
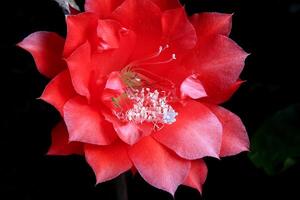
[1,0,300,199]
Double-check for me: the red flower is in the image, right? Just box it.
[18,0,249,195]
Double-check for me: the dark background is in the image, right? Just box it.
[1,0,300,199]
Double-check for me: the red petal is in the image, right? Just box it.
[47,121,83,156]
[65,41,92,98]
[153,100,222,159]
[186,35,248,101]
[17,31,66,78]
[151,0,181,11]
[180,74,207,99]
[129,136,190,195]
[40,70,76,116]
[91,25,136,77]
[85,141,132,183]
[186,13,247,102]
[162,7,197,50]
[206,104,249,157]
[64,12,98,58]
[84,0,124,18]
[97,19,121,50]
[190,12,233,38]
[112,0,162,58]
[63,96,117,145]
[204,80,245,104]
[183,159,207,193]
[86,0,181,14]
[112,0,161,32]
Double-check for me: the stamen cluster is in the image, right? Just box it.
[115,88,178,127]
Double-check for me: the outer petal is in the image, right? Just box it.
[129,137,190,195]
[47,121,83,156]
[40,70,76,115]
[183,160,207,193]
[85,141,132,183]
[187,13,248,101]
[180,74,207,99]
[85,0,124,18]
[162,7,197,50]
[17,31,66,78]
[112,0,162,58]
[64,12,98,58]
[153,100,222,159]
[203,80,245,104]
[65,42,92,98]
[63,96,117,145]
[190,12,233,38]
[206,104,249,157]
[187,35,248,101]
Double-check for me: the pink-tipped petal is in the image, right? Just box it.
[47,121,83,156]
[17,31,66,78]
[206,104,249,157]
[180,74,207,99]
[40,70,76,116]
[162,7,197,50]
[64,12,98,58]
[129,136,190,195]
[85,141,132,183]
[154,100,222,160]
[183,159,207,193]
[63,96,117,145]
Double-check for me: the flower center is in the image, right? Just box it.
[113,88,178,129]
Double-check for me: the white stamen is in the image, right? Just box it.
[172,53,176,60]
[114,88,178,129]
